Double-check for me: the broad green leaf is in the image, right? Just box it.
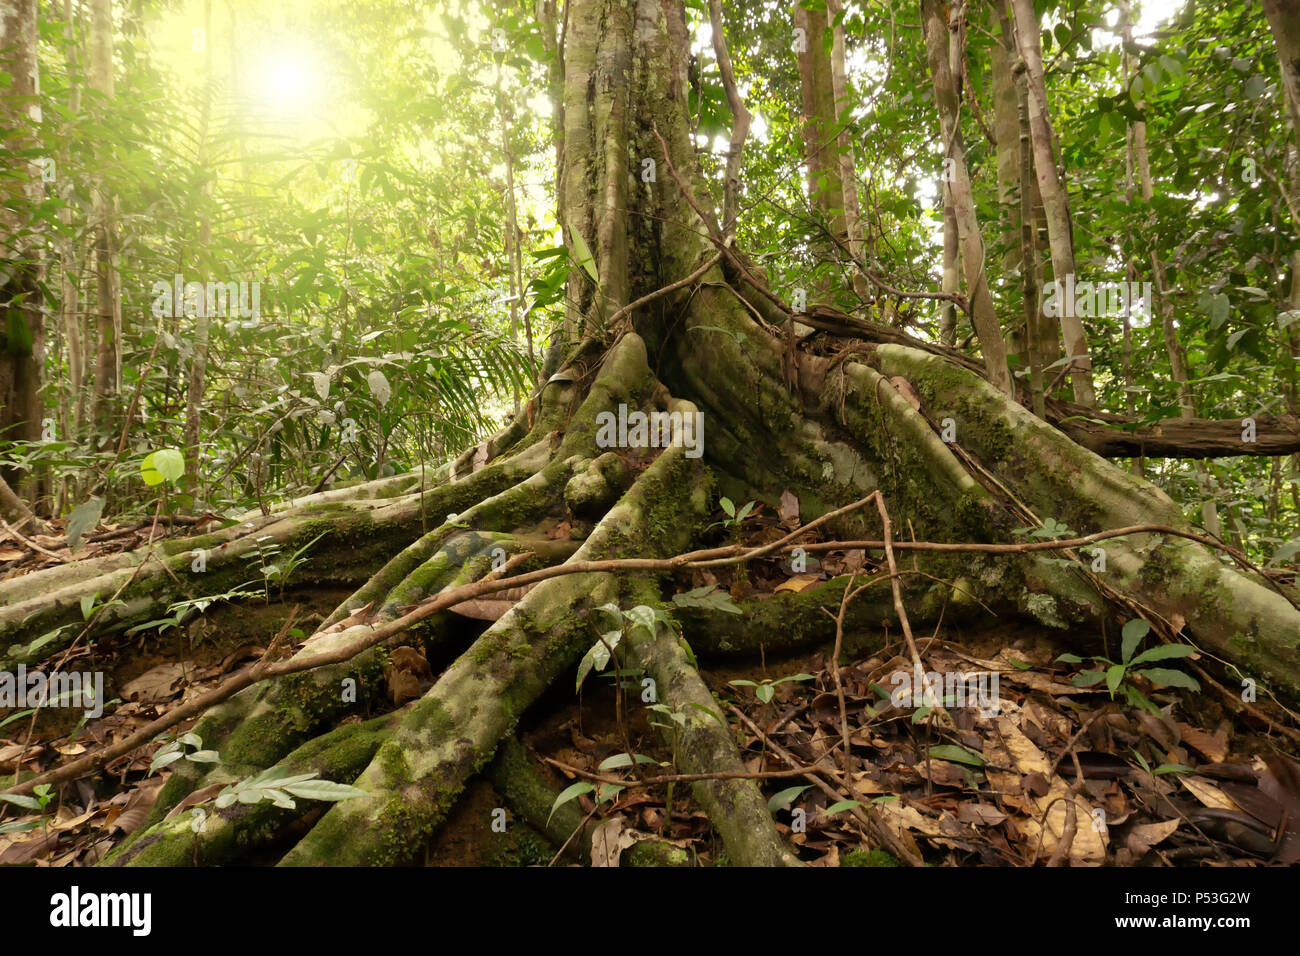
[1129,643,1197,667]
[141,448,184,486]
[767,785,811,812]
[1106,664,1127,695]
[822,799,862,816]
[928,744,984,767]
[1121,618,1150,663]
[568,225,598,282]
[280,779,370,801]
[597,752,655,771]
[1135,668,1201,691]
[0,793,42,811]
[547,781,594,825]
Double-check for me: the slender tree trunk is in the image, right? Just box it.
[185,0,215,492]
[90,0,122,435]
[1007,0,1095,407]
[920,0,1012,396]
[59,0,85,447]
[939,198,959,346]
[825,0,871,300]
[990,8,1044,413]
[709,0,750,243]
[793,3,846,247]
[0,0,45,505]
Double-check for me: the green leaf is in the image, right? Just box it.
[0,820,40,834]
[720,496,736,518]
[185,750,222,764]
[821,799,862,816]
[280,779,370,801]
[928,744,985,767]
[1121,619,1150,663]
[568,224,598,282]
[1071,670,1107,688]
[597,752,655,771]
[1055,652,1085,664]
[547,782,594,825]
[767,785,811,812]
[1154,763,1194,775]
[65,497,105,552]
[0,793,42,811]
[756,683,775,704]
[150,749,185,773]
[141,448,185,486]
[624,604,658,638]
[1129,643,1197,667]
[1106,663,1127,696]
[1135,668,1201,691]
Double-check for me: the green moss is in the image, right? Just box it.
[843,847,900,867]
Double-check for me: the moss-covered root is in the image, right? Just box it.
[0,499,415,669]
[622,586,801,867]
[146,531,531,823]
[487,736,690,866]
[103,712,401,867]
[876,344,1300,700]
[278,427,712,866]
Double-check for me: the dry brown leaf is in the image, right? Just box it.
[164,782,229,821]
[1180,775,1242,812]
[774,573,821,594]
[53,741,86,756]
[120,662,192,703]
[984,715,1107,865]
[590,816,641,867]
[1126,819,1179,858]
[958,803,1007,826]
[1176,722,1228,763]
[0,547,25,561]
[111,778,165,834]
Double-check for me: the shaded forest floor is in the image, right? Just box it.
[3,511,1299,867]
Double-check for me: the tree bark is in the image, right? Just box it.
[920,0,1013,396]
[1007,0,1095,407]
[0,0,45,506]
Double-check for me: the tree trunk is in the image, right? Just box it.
[90,0,122,435]
[920,0,1012,396]
[1007,0,1095,407]
[0,0,45,505]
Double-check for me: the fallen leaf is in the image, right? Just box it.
[590,816,640,867]
[774,574,821,594]
[958,803,1007,826]
[120,662,193,703]
[1126,819,1179,858]
[0,547,24,561]
[1180,775,1241,812]
[1176,722,1227,763]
